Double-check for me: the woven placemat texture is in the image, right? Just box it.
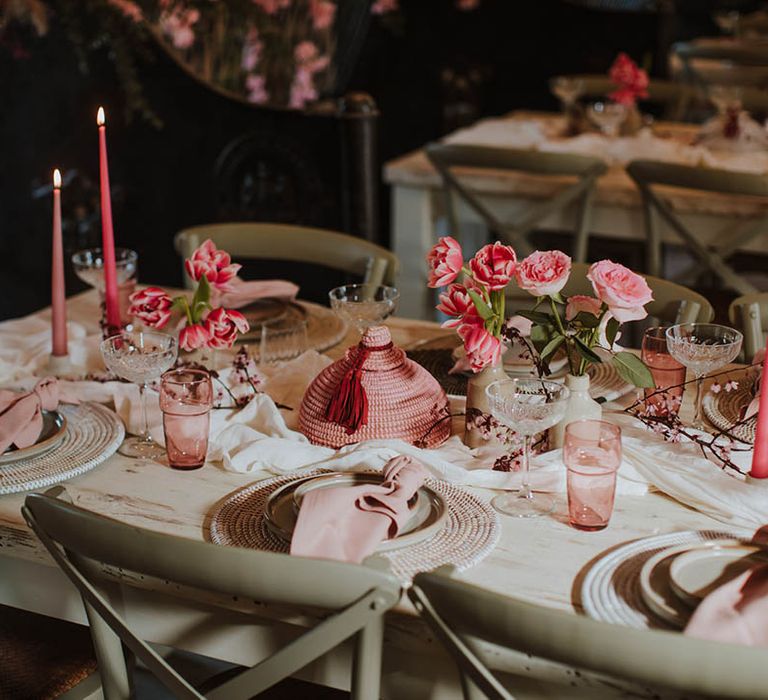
[210,470,500,583]
[703,382,756,444]
[0,403,124,495]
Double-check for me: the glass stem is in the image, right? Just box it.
[518,435,533,501]
[693,375,704,427]
[138,382,152,443]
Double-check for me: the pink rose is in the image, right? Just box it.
[436,283,474,328]
[427,236,464,288]
[204,308,250,349]
[587,260,653,323]
[179,323,210,352]
[457,317,501,372]
[128,287,173,329]
[469,242,517,291]
[515,250,571,297]
[184,239,241,291]
[565,294,603,321]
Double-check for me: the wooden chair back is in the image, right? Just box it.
[425,143,607,262]
[729,291,768,362]
[174,223,399,290]
[672,41,768,90]
[23,492,401,700]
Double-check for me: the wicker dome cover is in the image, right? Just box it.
[300,326,450,449]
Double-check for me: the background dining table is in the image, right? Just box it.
[0,290,750,699]
[385,110,768,320]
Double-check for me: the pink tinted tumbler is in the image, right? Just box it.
[160,368,213,470]
[564,420,622,531]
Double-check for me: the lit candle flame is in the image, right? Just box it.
[53,169,61,190]
[97,106,105,126]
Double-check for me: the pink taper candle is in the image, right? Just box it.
[750,338,768,478]
[51,169,67,357]
[97,106,120,331]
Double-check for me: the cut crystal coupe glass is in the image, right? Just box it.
[329,284,399,335]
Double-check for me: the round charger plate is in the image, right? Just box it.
[703,382,756,444]
[209,469,500,583]
[581,529,742,630]
[0,410,67,465]
[264,472,448,553]
[0,403,124,495]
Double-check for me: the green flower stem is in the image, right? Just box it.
[549,296,575,375]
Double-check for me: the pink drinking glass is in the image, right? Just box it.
[159,368,213,470]
[641,327,686,417]
[564,420,622,531]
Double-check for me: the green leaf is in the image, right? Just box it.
[192,274,211,309]
[605,317,621,347]
[171,296,188,313]
[612,351,655,388]
[515,309,553,326]
[468,289,494,321]
[529,323,551,353]
[550,292,566,305]
[573,311,600,328]
[574,337,602,364]
[540,334,565,362]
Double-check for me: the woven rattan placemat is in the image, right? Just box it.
[703,382,756,444]
[0,403,124,495]
[209,470,500,583]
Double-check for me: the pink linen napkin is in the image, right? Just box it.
[0,377,59,453]
[211,277,299,310]
[290,455,428,563]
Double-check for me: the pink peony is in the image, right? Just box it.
[179,323,210,352]
[128,287,173,329]
[204,308,250,349]
[427,236,464,288]
[565,294,603,321]
[436,283,474,328]
[515,250,571,297]
[608,52,648,106]
[184,239,241,291]
[469,242,517,291]
[309,0,336,29]
[458,317,501,372]
[587,260,653,323]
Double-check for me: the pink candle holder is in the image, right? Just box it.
[159,368,213,471]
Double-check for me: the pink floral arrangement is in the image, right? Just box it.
[427,237,655,387]
[608,52,649,107]
[128,239,249,352]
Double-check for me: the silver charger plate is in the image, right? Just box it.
[0,410,67,465]
[581,529,742,630]
[264,471,449,552]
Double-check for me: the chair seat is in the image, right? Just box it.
[0,604,97,700]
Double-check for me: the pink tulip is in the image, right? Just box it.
[608,52,649,106]
[436,283,474,328]
[469,242,517,291]
[565,294,603,321]
[515,250,571,297]
[204,308,250,349]
[458,316,501,372]
[587,260,653,323]
[128,287,173,329]
[427,236,464,288]
[184,239,241,291]
[179,323,210,352]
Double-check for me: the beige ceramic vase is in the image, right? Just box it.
[550,373,602,448]
[464,361,509,448]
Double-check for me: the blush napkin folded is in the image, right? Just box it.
[290,455,428,563]
[211,277,299,310]
[0,377,59,453]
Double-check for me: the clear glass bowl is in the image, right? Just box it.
[72,248,138,291]
[329,284,400,333]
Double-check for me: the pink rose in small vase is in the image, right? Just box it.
[469,242,517,290]
[458,316,502,372]
[565,294,602,321]
[515,250,572,297]
[179,323,210,352]
[204,308,250,349]
[587,260,653,323]
[427,236,464,288]
[128,287,173,329]
[437,283,474,328]
[184,239,242,291]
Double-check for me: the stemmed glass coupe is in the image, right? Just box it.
[101,330,178,459]
[551,76,585,113]
[588,101,627,138]
[486,378,570,518]
[329,284,400,335]
[665,323,743,431]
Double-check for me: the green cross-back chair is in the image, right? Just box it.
[671,41,768,92]
[23,492,401,700]
[729,291,768,362]
[425,142,608,263]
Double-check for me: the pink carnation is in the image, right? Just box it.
[469,242,517,291]
[565,294,603,321]
[179,323,210,352]
[457,316,501,372]
[427,236,464,288]
[128,287,173,329]
[515,250,571,297]
[204,308,250,349]
[587,260,653,323]
[184,239,241,291]
[436,283,474,328]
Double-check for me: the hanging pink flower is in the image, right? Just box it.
[608,52,649,106]
[587,260,653,323]
[159,6,200,49]
[469,242,517,291]
[241,27,263,72]
[515,250,571,297]
[204,308,250,349]
[309,0,336,30]
[458,316,501,372]
[128,287,173,329]
[179,324,210,352]
[427,236,464,288]
[246,74,269,104]
[184,239,242,291]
